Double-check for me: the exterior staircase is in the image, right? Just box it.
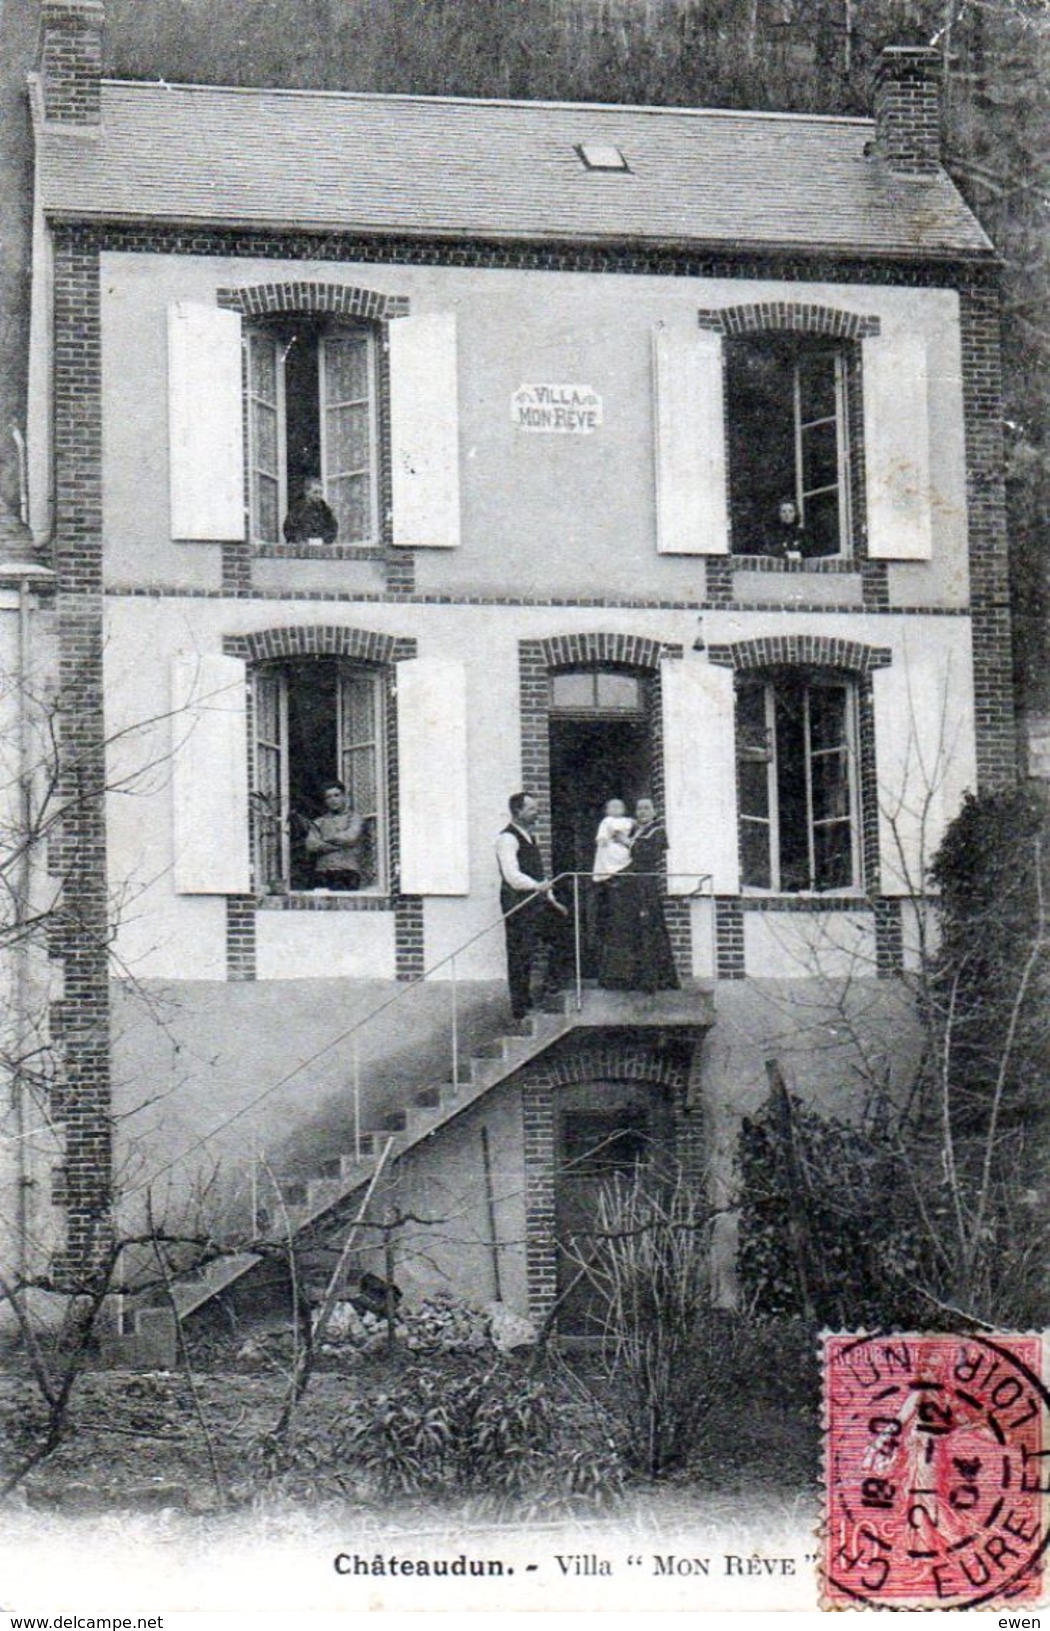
[101,980,715,1367]
[101,1003,576,1366]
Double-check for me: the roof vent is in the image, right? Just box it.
[576,143,629,172]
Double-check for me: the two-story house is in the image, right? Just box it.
[7,0,1013,1351]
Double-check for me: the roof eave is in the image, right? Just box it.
[40,207,999,266]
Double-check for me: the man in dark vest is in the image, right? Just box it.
[496,791,567,1023]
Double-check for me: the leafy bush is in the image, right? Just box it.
[927,787,1050,1134]
[345,1359,622,1512]
[737,1095,908,1325]
[736,1081,1050,1330]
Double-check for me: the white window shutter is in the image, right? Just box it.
[652,324,729,555]
[862,332,933,561]
[171,653,251,894]
[168,303,245,541]
[389,313,461,549]
[661,657,739,895]
[872,630,976,895]
[396,656,470,894]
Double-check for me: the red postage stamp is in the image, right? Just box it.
[823,1333,1050,1608]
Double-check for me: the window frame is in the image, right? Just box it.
[548,668,647,717]
[735,670,862,894]
[726,335,855,561]
[251,657,389,896]
[245,318,381,551]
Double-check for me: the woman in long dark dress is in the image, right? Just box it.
[598,797,680,992]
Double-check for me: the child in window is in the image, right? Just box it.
[284,475,338,545]
[592,798,636,882]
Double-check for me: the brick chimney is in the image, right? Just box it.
[38,0,104,125]
[873,46,942,176]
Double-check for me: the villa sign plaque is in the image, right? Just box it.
[512,384,603,434]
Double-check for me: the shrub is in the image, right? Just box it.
[570,1174,728,1478]
[345,1359,622,1512]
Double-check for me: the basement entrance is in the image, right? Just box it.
[548,669,653,976]
[555,1079,675,1337]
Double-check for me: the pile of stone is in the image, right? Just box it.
[320,1289,537,1355]
[402,1293,491,1353]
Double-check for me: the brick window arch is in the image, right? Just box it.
[540,632,671,674]
[696,302,880,341]
[707,634,892,673]
[217,283,409,323]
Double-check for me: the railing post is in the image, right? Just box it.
[573,872,583,1012]
[353,1035,361,1164]
[451,955,460,1092]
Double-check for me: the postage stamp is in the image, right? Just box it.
[823,1333,1050,1608]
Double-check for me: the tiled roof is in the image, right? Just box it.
[35,79,993,259]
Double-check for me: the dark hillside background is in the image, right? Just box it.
[1,0,1046,706]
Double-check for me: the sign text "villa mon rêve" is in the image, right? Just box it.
[512,384,603,434]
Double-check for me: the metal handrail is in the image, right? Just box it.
[139,866,713,1204]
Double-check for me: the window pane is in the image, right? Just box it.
[253,670,284,886]
[329,474,371,543]
[250,333,277,403]
[595,672,642,711]
[256,673,280,744]
[801,419,839,494]
[324,334,370,403]
[738,759,770,821]
[740,819,772,890]
[775,686,809,888]
[726,341,796,554]
[736,683,770,758]
[811,748,851,821]
[341,671,376,744]
[326,402,371,476]
[283,333,322,504]
[551,672,596,710]
[253,402,278,474]
[797,352,837,423]
[344,743,377,815]
[803,489,840,557]
[256,473,279,544]
[337,667,384,888]
[813,821,852,890]
[808,686,848,752]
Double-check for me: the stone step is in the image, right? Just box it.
[306,1174,345,1211]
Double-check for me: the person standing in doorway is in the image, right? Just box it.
[598,796,679,993]
[496,792,567,1023]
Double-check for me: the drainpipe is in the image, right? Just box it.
[0,445,53,1288]
[12,573,32,1284]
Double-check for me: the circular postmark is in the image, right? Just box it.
[823,1333,1050,1609]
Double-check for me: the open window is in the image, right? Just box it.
[246,320,379,547]
[736,672,860,892]
[726,335,853,559]
[252,658,387,893]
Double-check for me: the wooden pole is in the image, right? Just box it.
[766,1059,817,1322]
[480,1125,503,1302]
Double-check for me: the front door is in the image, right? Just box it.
[548,670,653,976]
